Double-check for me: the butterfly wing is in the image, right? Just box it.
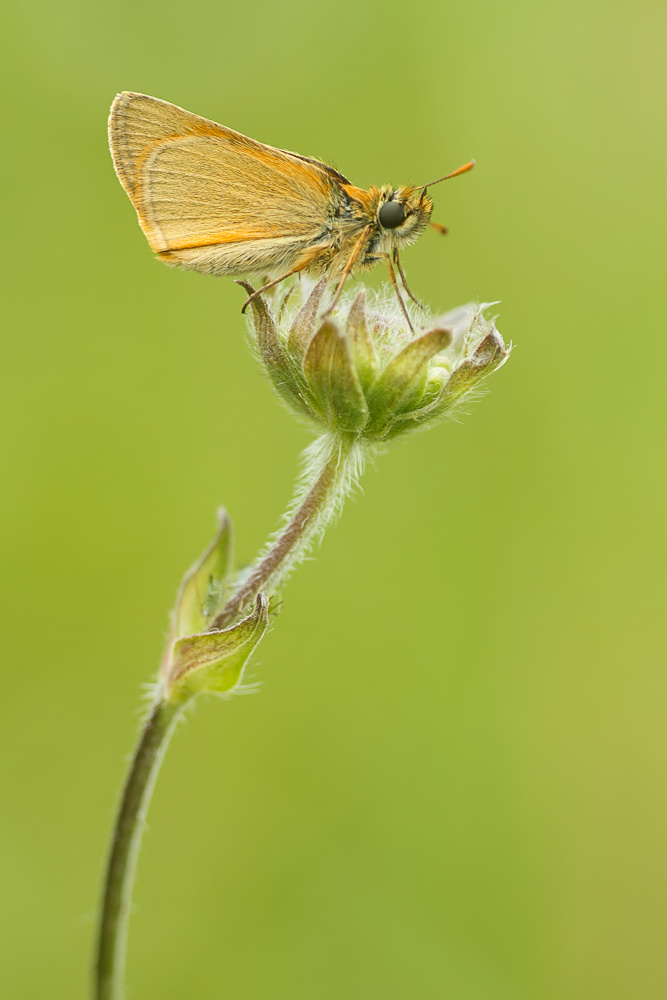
[108,93,343,275]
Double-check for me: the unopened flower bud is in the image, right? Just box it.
[241,280,510,442]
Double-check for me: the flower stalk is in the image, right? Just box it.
[93,432,364,1000]
[212,432,363,630]
[94,699,182,1000]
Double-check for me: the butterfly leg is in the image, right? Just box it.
[382,254,415,334]
[392,248,424,310]
[240,264,308,313]
[324,225,374,316]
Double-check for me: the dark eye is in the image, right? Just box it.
[378,200,405,229]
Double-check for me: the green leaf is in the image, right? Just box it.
[166,595,270,702]
[173,508,233,638]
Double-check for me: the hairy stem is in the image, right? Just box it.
[94,697,182,1000]
[211,433,362,630]
[93,432,363,999]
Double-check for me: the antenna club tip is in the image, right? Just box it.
[419,159,477,189]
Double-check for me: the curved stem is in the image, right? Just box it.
[94,697,182,1000]
[211,433,361,630]
[93,433,364,998]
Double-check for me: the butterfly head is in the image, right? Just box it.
[376,185,434,247]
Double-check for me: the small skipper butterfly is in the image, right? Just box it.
[109,92,474,329]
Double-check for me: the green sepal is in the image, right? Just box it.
[238,280,315,419]
[287,276,328,361]
[173,508,233,638]
[345,289,378,388]
[441,330,508,404]
[383,368,450,438]
[303,320,369,432]
[365,327,452,436]
[165,594,269,704]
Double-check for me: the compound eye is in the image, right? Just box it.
[378,200,405,229]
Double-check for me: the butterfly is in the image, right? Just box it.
[108,92,474,330]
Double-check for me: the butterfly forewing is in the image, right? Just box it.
[109,92,224,196]
[136,135,334,253]
[109,92,338,275]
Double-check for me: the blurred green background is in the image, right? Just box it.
[2,0,666,997]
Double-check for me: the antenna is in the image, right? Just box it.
[420,159,475,191]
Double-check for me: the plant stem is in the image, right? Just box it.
[93,432,363,999]
[211,433,362,630]
[94,697,182,1000]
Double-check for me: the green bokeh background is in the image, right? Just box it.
[2,1,666,997]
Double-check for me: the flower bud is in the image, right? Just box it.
[241,280,510,442]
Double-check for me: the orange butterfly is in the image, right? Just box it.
[108,92,473,328]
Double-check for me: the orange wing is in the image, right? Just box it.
[108,93,345,274]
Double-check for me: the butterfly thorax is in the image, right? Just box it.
[315,182,433,278]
